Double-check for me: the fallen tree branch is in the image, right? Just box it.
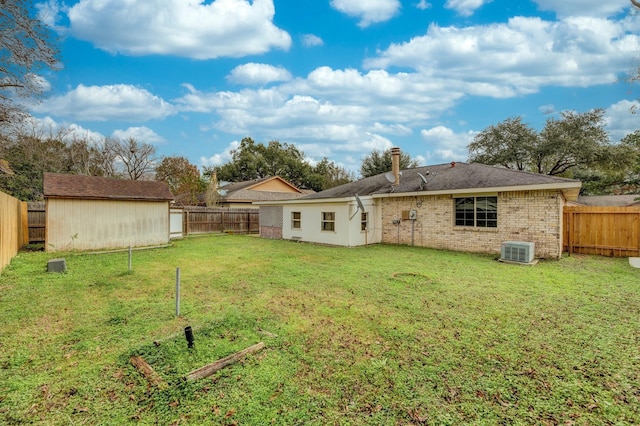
[186,342,265,381]
[130,355,168,390]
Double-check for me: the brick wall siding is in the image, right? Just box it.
[380,190,564,259]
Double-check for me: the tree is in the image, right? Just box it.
[468,109,612,177]
[360,148,420,178]
[155,155,204,203]
[467,117,537,171]
[208,137,307,188]
[309,158,355,191]
[0,131,72,200]
[100,137,157,180]
[0,0,60,126]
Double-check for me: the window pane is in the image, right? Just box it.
[476,197,497,228]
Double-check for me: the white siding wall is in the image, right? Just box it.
[47,199,170,252]
[281,199,382,247]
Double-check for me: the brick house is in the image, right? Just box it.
[256,148,581,259]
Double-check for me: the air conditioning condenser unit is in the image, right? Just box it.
[501,241,535,263]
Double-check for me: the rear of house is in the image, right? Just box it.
[258,150,581,259]
[43,173,174,252]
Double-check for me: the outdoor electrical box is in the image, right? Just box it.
[401,210,418,220]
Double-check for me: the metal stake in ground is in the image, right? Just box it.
[128,246,132,272]
[175,267,181,317]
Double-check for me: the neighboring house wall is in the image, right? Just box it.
[281,199,382,247]
[47,199,170,251]
[380,189,564,259]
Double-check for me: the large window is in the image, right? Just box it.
[455,196,497,228]
[292,211,301,229]
[321,212,335,232]
[361,212,368,232]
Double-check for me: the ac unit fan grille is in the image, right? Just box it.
[501,241,534,263]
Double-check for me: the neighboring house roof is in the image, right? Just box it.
[575,194,640,206]
[264,162,581,204]
[43,173,174,201]
[175,176,310,206]
[220,176,308,203]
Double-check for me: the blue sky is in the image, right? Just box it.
[27,0,640,176]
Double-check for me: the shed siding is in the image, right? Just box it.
[381,189,564,259]
[46,199,169,252]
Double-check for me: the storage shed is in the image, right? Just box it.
[43,173,174,252]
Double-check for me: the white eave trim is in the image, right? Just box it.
[254,195,373,206]
[372,182,582,201]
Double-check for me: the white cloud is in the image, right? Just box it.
[604,99,640,142]
[416,1,431,11]
[33,84,176,122]
[19,115,106,144]
[330,0,401,27]
[227,63,292,85]
[365,16,640,96]
[65,0,291,59]
[444,0,490,17]
[200,140,239,167]
[420,126,476,163]
[539,104,555,114]
[301,34,323,47]
[35,0,64,28]
[111,126,165,145]
[533,0,629,18]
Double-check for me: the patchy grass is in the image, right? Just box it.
[0,235,639,425]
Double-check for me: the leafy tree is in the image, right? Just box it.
[360,148,420,178]
[309,158,355,191]
[210,137,306,184]
[0,0,60,126]
[155,155,205,203]
[468,109,612,177]
[466,117,537,171]
[0,133,70,200]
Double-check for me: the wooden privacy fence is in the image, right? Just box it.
[0,191,28,272]
[27,201,45,243]
[563,206,640,257]
[182,207,259,235]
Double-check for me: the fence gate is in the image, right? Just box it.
[27,201,46,244]
[563,206,640,257]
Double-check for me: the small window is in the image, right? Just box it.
[321,211,335,232]
[455,196,497,228]
[360,212,368,232]
[292,211,301,229]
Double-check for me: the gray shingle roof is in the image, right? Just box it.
[43,173,174,201]
[300,162,581,200]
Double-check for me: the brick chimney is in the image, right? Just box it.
[391,147,400,186]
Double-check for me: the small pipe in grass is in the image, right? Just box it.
[185,326,194,349]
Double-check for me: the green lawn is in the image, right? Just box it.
[0,235,638,425]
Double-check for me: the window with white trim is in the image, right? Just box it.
[360,212,368,232]
[292,211,301,229]
[321,211,335,232]
[455,196,497,228]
